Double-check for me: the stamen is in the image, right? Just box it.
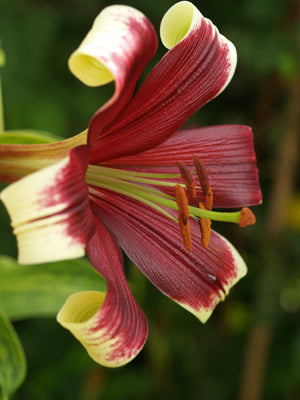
[238,207,256,227]
[193,157,210,196]
[199,202,211,248]
[175,184,192,251]
[176,161,196,200]
[85,164,256,230]
[193,157,213,246]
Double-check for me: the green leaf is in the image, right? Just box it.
[0,130,61,144]
[0,256,106,320]
[0,312,26,399]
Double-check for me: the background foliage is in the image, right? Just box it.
[0,0,299,399]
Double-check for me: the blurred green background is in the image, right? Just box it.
[0,0,299,399]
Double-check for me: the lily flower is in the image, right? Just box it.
[0,1,261,367]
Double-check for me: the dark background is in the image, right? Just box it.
[0,0,299,399]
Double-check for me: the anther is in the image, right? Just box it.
[175,184,192,251]
[238,207,256,227]
[193,157,210,196]
[199,202,211,248]
[176,161,196,200]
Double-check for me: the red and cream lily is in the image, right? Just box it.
[0,1,261,367]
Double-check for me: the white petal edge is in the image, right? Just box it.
[182,234,247,323]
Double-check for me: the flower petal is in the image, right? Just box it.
[0,146,95,264]
[90,1,237,162]
[68,5,157,144]
[91,191,247,323]
[106,125,262,208]
[57,218,148,367]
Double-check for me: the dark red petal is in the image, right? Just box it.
[90,10,236,162]
[105,125,262,208]
[91,191,247,323]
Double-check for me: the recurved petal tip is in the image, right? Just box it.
[160,1,195,49]
[57,289,148,368]
[160,0,237,93]
[68,5,157,87]
[57,218,149,367]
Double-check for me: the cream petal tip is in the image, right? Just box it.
[68,51,114,87]
[160,1,196,49]
[160,1,237,93]
[57,291,105,327]
[68,4,153,87]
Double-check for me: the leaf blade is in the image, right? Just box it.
[0,257,106,320]
[0,312,26,398]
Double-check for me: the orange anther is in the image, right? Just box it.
[177,161,196,200]
[199,202,211,248]
[179,221,192,252]
[238,207,256,227]
[175,184,192,251]
[175,184,189,225]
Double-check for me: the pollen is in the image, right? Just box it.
[175,184,192,251]
[176,161,196,200]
